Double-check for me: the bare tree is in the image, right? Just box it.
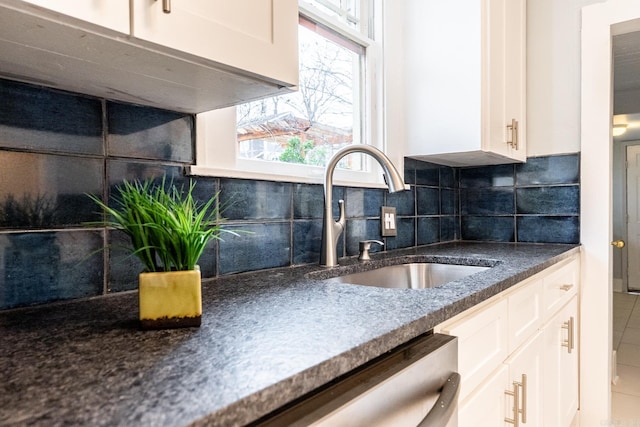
[286,35,354,125]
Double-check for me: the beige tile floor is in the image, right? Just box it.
[612,291,640,425]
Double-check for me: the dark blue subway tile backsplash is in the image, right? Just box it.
[516,186,580,215]
[416,187,440,216]
[454,156,579,243]
[293,184,344,219]
[293,220,323,265]
[460,164,515,188]
[220,179,292,220]
[219,222,291,275]
[0,151,103,229]
[415,161,440,186]
[345,218,383,256]
[517,216,580,244]
[440,216,459,242]
[345,187,385,218]
[0,78,580,310]
[417,217,440,246]
[0,230,103,308]
[385,217,415,250]
[386,187,415,217]
[0,80,103,156]
[461,188,515,215]
[516,154,580,185]
[462,216,516,242]
[107,102,193,163]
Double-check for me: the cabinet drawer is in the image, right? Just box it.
[508,278,543,353]
[542,258,579,322]
[438,299,508,400]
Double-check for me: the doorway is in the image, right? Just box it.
[614,142,640,293]
[624,145,640,292]
[581,1,640,425]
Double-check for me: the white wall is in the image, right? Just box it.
[527,0,605,156]
[382,1,408,171]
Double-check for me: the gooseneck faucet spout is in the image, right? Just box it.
[320,145,408,267]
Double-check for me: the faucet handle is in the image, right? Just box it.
[358,240,384,261]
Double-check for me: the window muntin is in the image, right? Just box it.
[305,0,361,30]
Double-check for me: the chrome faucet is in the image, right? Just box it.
[320,145,408,267]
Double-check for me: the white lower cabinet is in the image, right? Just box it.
[436,254,580,426]
[459,365,509,426]
[504,331,544,426]
[543,296,579,427]
[460,332,544,427]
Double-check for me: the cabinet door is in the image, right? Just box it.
[504,330,544,426]
[403,0,526,166]
[485,0,526,162]
[544,296,579,427]
[459,364,509,427]
[131,0,298,86]
[438,299,508,401]
[503,0,526,161]
[18,0,129,33]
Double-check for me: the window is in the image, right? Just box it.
[192,0,391,186]
[237,14,365,171]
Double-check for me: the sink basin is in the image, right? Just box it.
[330,263,490,289]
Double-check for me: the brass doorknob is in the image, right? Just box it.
[612,240,626,248]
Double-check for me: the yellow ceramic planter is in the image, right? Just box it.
[138,269,202,329]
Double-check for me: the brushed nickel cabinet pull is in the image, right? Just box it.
[156,0,171,13]
[562,316,575,353]
[504,380,520,426]
[507,119,519,150]
[560,284,573,291]
[505,374,526,426]
[521,374,527,423]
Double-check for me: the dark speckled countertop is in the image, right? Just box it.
[0,242,579,427]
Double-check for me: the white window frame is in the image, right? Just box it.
[189,0,397,188]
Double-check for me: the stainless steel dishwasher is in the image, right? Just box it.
[256,333,459,427]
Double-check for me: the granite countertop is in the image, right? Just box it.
[0,242,580,427]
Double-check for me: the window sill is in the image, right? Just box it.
[187,164,391,189]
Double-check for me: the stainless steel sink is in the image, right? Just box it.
[330,263,490,289]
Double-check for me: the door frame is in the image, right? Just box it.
[581,1,640,425]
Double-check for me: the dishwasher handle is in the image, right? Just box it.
[417,372,461,427]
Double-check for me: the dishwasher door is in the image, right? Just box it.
[258,333,459,427]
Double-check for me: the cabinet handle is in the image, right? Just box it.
[521,374,527,423]
[504,374,526,426]
[562,316,575,353]
[507,119,519,150]
[504,380,520,426]
[155,0,171,13]
[560,284,574,292]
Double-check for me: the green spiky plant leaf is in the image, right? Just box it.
[88,177,234,272]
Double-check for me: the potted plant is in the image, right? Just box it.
[89,177,230,329]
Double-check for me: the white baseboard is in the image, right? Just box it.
[613,278,623,293]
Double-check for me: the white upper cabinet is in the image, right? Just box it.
[131,0,298,89]
[0,0,298,113]
[403,0,526,167]
[17,0,129,33]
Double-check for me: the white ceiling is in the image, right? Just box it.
[613,32,640,141]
